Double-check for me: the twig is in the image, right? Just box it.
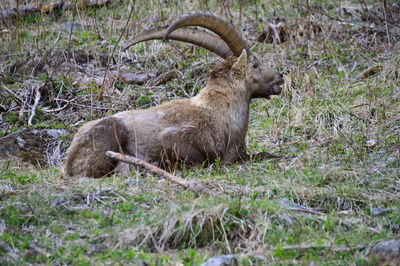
[278,198,324,215]
[270,243,367,252]
[28,85,42,126]
[15,0,21,21]
[106,151,227,199]
[0,0,111,22]
[151,69,178,86]
[42,97,77,113]
[68,0,78,49]
[1,84,23,105]
[284,206,323,215]
[70,102,122,111]
[99,1,134,100]
[382,0,391,45]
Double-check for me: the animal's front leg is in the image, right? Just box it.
[235,142,284,163]
[166,142,207,165]
[223,141,249,163]
[160,127,208,166]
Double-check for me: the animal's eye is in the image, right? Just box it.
[253,63,259,69]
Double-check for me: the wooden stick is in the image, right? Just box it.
[1,84,23,105]
[1,0,111,22]
[270,243,367,252]
[106,151,227,199]
[28,86,42,126]
[42,97,77,113]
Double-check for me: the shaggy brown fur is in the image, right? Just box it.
[63,50,284,178]
[63,117,129,178]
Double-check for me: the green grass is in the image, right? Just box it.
[1,0,399,264]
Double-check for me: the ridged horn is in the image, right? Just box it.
[164,13,248,56]
[124,26,233,59]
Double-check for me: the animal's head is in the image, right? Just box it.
[125,13,284,99]
[231,49,284,99]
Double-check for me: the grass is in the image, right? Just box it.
[1,0,399,264]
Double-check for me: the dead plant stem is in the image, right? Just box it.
[382,0,391,45]
[99,1,135,100]
[28,84,42,126]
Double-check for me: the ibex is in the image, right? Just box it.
[63,13,284,178]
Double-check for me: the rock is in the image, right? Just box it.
[201,255,238,266]
[368,239,400,265]
[365,139,377,148]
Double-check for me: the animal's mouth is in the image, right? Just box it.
[272,78,284,95]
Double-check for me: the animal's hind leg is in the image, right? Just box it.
[63,117,129,178]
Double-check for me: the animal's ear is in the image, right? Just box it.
[232,49,248,78]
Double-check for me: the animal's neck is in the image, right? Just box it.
[193,80,250,110]
[191,80,251,133]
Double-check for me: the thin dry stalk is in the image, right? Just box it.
[99,1,134,100]
[1,84,23,105]
[67,0,78,49]
[382,0,391,45]
[28,85,42,126]
[270,243,367,252]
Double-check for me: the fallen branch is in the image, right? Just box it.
[278,198,324,215]
[285,207,323,215]
[1,0,111,22]
[1,85,23,105]
[270,243,367,252]
[42,97,77,113]
[106,151,227,199]
[151,69,178,86]
[28,86,42,126]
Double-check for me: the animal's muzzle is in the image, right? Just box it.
[272,73,284,95]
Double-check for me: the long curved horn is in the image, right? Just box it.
[164,13,248,56]
[124,26,233,59]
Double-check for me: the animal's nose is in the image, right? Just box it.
[275,71,283,79]
[276,71,284,82]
